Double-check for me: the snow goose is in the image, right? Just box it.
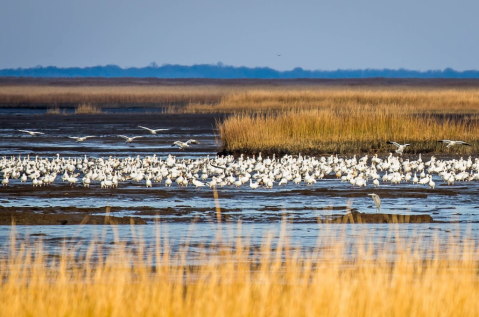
[138,126,169,135]
[117,135,143,143]
[419,175,430,185]
[387,141,410,155]
[67,175,79,187]
[438,140,471,148]
[172,139,200,150]
[68,136,95,142]
[2,175,9,187]
[165,176,172,187]
[192,178,205,188]
[82,176,91,188]
[249,179,259,189]
[18,130,44,136]
[428,175,435,189]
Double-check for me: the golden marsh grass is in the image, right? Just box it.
[185,88,479,113]
[0,85,231,107]
[1,225,478,317]
[218,108,479,154]
[214,89,479,154]
[75,103,102,114]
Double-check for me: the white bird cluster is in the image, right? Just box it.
[1,152,479,189]
[16,127,201,149]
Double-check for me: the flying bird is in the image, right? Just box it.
[18,129,44,136]
[438,140,471,148]
[172,139,200,150]
[387,141,410,155]
[368,194,381,213]
[117,135,143,143]
[277,54,282,57]
[68,136,95,142]
[138,126,169,135]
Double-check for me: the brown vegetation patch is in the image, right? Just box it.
[74,103,102,114]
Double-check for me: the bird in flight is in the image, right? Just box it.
[277,54,282,57]
[138,126,169,135]
[18,129,44,136]
[368,194,381,213]
[438,140,471,148]
[68,136,95,142]
[117,135,143,143]
[172,139,200,150]
[387,141,410,155]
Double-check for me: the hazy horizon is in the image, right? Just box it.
[2,63,479,79]
[1,0,478,71]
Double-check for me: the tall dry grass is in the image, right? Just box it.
[3,85,479,113]
[213,89,479,154]
[0,85,232,107]
[75,103,102,114]
[218,107,479,154]
[185,88,479,113]
[0,224,478,317]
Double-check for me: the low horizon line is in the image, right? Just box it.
[1,63,479,79]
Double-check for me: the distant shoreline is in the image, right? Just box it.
[1,64,479,79]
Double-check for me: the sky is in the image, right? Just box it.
[1,0,478,71]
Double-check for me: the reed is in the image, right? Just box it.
[185,88,479,113]
[2,85,479,113]
[0,85,231,108]
[218,105,479,154]
[75,103,102,114]
[46,105,61,115]
[0,224,478,317]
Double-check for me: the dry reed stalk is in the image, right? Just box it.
[0,224,478,317]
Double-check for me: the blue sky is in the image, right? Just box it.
[1,0,478,71]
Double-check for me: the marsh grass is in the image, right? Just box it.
[75,103,102,115]
[0,85,230,108]
[186,88,479,113]
[218,107,479,154]
[214,89,479,154]
[0,223,478,317]
[46,105,62,115]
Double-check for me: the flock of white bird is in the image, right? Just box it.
[2,152,479,191]
[16,127,200,149]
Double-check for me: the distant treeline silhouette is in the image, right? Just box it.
[1,63,479,78]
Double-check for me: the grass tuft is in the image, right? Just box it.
[75,103,102,114]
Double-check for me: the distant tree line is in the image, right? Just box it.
[1,63,478,78]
